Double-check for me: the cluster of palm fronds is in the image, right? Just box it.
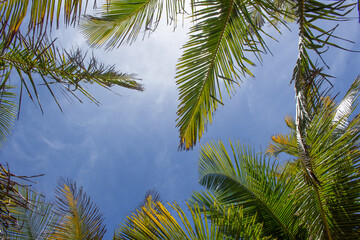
[80,0,360,239]
[0,1,145,237]
[1,0,360,239]
[116,74,360,239]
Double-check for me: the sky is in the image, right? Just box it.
[1,2,360,238]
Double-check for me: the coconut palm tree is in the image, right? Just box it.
[191,76,360,239]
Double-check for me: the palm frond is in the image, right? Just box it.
[50,178,106,240]
[0,0,91,45]
[115,195,268,239]
[81,0,186,49]
[290,3,357,237]
[176,0,290,149]
[1,32,142,112]
[194,140,306,239]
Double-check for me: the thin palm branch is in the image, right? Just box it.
[292,0,354,184]
[0,164,45,237]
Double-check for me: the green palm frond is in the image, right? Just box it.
[193,140,306,239]
[1,32,142,112]
[81,0,186,49]
[50,178,106,240]
[0,84,17,149]
[6,187,58,239]
[176,0,291,149]
[115,195,268,239]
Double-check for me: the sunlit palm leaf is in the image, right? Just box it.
[176,0,289,149]
[50,178,106,240]
[6,187,58,239]
[192,140,307,239]
[115,195,268,239]
[81,0,186,48]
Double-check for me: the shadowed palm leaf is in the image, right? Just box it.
[0,165,46,237]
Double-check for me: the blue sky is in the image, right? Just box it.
[1,4,360,238]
